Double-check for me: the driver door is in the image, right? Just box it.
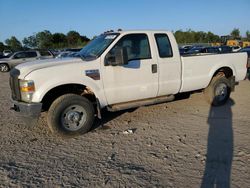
[102,33,159,105]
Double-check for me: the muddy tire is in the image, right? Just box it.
[0,64,10,72]
[47,94,95,136]
[204,75,231,106]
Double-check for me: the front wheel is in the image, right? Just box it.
[47,94,95,136]
[204,75,231,106]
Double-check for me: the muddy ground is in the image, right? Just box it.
[0,72,249,187]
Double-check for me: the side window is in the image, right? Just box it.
[26,51,37,58]
[109,34,151,61]
[155,34,173,58]
[14,52,26,59]
[39,50,52,56]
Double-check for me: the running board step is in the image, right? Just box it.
[107,95,175,112]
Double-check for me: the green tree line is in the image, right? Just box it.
[175,28,250,44]
[1,28,250,52]
[0,30,90,52]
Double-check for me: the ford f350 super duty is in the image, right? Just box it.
[9,30,248,135]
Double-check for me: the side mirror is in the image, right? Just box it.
[106,47,128,66]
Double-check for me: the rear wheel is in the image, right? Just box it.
[0,64,10,72]
[204,75,231,106]
[47,94,95,136]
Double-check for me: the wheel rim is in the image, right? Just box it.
[60,105,87,132]
[215,82,228,102]
[0,64,8,72]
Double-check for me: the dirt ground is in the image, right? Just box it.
[0,72,249,187]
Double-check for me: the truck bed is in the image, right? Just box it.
[180,52,248,92]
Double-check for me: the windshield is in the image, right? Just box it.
[79,33,119,60]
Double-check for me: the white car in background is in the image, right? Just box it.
[0,50,54,72]
[231,46,241,52]
[3,50,12,56]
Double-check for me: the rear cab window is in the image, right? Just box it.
[154,34,173,58]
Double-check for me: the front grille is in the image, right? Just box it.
[9,68,21,101]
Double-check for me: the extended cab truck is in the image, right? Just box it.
[9,30,248,135]
[0,50,54,72]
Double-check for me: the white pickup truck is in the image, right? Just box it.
[9,30,248,135]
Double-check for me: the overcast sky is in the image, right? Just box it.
[0,0,249,42]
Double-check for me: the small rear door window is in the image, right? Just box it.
[155,34,173,58]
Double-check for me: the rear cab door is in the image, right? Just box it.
[154,32,182,96]
[101,32,159,105]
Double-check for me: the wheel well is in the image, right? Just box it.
[41,84,97,111]
[212,67,233,78]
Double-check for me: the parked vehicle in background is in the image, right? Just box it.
[179,45,193,55]
[239,47,250,71]
[181,45,193,51]
[56,48,82,58]
[0,50,54,72]
[185,46,220,55]
[179,48,186,55]
[239,47,250,56]
[185,47,203,54]
[0,52,4,59]
[9,30,248,136]
[64,48,82,52]
[231,46,241,52]
[205,47,220,53]
[68,52,80,57]
[218,46,233,53]
[49,49,61,56]
[3,50,12,56]
[55,51,73,58]
[0,54,12,59]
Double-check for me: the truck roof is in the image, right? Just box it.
[105,30,172,35]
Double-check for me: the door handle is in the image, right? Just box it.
[152,64,157,73]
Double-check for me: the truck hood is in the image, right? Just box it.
[16,57,83,77]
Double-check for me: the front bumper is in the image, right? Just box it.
[11,100,42,120]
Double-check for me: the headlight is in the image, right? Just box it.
[19,80,35,102]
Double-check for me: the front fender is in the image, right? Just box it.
[35,80,107,108]
[24,68,108,108]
